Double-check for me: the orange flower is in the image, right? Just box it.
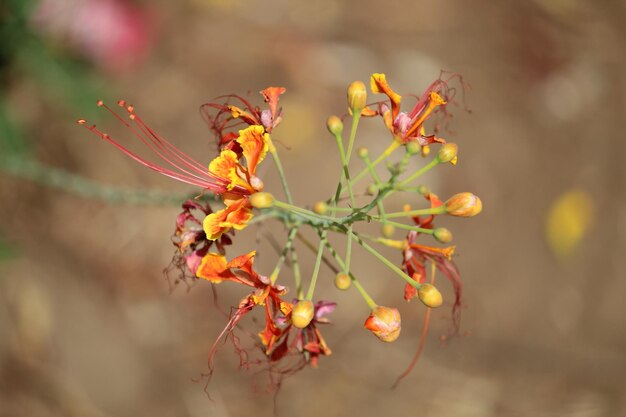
[203,125,270,240]
[198,250,296,386]
[369,73,452,145]
[201,86,286,148]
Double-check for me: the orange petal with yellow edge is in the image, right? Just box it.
[237,125,268,175]
[208,149,239,180]
[370,73,402,119]
[196,253,237,283]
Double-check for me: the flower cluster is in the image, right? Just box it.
[78,72,481,391]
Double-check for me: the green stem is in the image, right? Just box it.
[350,140,401,185]
[266,136,293,204]
[349,231,422,290]
[0,156,189,205]
[305,232,327,301]
[345,112,361,166]
[273,199,337,223]
[323,239,377,310]
[291,244,303,299]
[397,157,440,187]
[270,227,299,284]
[369,219,436,233]
[380,206,447,219]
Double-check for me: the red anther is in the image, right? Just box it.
[129,114,136,120]
[126,105,134,113]
[117,100,126,107]
[77,119,87,125]
[96,100,104,107]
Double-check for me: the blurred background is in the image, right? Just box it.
[1,0,626,416]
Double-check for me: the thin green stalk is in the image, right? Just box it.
[379,206,447,219]
[305,232,327,301]
[332,131,355,205]
[349,231,422,290]
[369,219,436,233]
[345,112,361,165]
[0,156,189,205]
[397,157,440,187]
[270,227,299,284]
[350,140,401,185]
[272,199,337,223]
[290,245,303,299]
[323,239,377,310]
[265,136,293,204]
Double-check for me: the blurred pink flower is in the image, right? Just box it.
[32,0,154,72]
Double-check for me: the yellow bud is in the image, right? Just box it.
[291,300,315,328]
[366,184,378,196]
[437,143,458,163]
[249,192,274,209]
[326,115,343,136]
[417,284,443,308]
[417,185,430,196]
[347,81,367,113]
[334,272,351,290]
[433,227,453,243]
[357,147,369,159]
[445,192,482,217]
[406,141,421,155]
[364,306,401,343]
[382,223,395,238]
[313,201,328,215]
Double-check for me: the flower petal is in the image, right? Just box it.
[370,73,402,120]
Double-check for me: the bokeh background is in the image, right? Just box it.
[2,0,626,416]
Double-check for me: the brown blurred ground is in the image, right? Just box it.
[2,0,626,416]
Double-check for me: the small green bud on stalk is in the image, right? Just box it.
[437,143,458,163]
[292,300,315,328]
[417,284,443,308]
[433,227,453,243]
[326,115,343,136]
[334,272,351,290]
[417,185,430,196]
[406,141,421,155]
[347,81,367,113]
[366,184,378,196]
[249,192,274,209]
[357,147,369,159]
[313,201,328,215]
[445,192,482,217]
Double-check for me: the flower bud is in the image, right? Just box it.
[292,300,315,328]
[417,284,443,308]
[326,115,343,136]
[382,223,395,238]
[445,192,482,217]
[357,147,369,159]
[313,201,328,215]
[406,141,421,155]
[366,184,378,196]
[249,192,274,209]
[417,185,430,196]
[364,306,401,342]
[433,227,453,243]
[347,81,367,113]
[334,272,351,290]
[437,143,458,163]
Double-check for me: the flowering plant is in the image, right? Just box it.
[78,72,481,391]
